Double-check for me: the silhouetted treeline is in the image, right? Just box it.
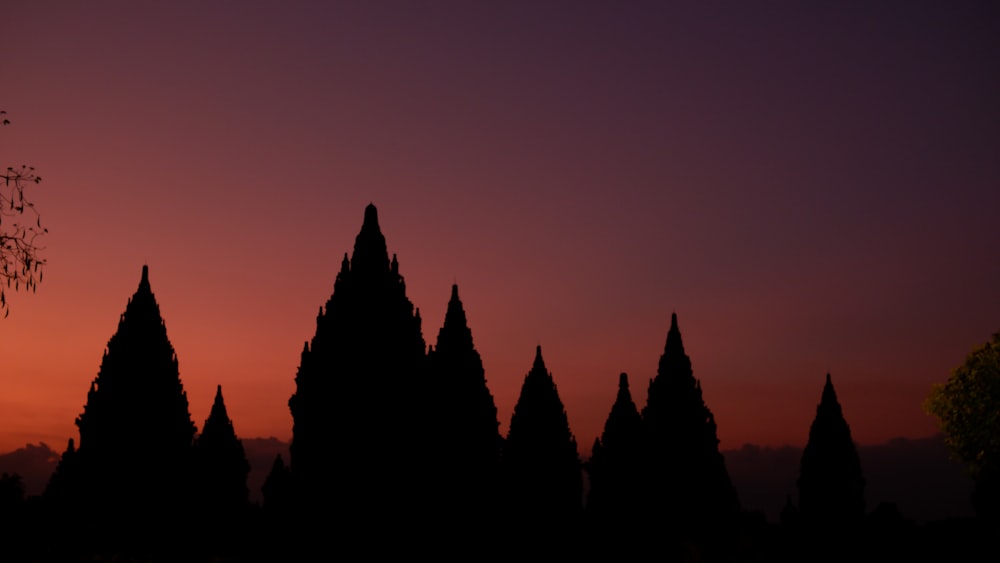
[1,205,996,562]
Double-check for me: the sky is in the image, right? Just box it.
[1,1,998,457]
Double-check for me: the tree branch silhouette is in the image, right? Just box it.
[0,110,47,318]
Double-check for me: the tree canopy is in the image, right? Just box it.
[925,331,1000,519]
[925,332,1000,479]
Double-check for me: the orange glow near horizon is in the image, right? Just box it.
[2,2,998,458]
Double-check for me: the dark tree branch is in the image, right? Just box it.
[1,110,47,318]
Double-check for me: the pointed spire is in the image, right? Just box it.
[364,202,378,226]
[587,372,643,517]
[436,284,473,355]
[822,372,837,403]
[504,345,581,517]
[641,311,739,526]
[65,263,197,522]
[798,372,865,526]
[290,202,427,516]
[210,384,228,420]
[201,383,238,446]
[664,311,686,356]
[196,383,250,515]
[427,282,501,519]
[614,372,638,411]
[81,264,193,449]
[533,345,546,372]
[817,373,845,420]
[351,203,390,274]
[604,372,641,439]
[651,312,693,388]
[118,263,166,333]
[128,264,154,311]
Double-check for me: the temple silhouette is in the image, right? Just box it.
[47,267,197,516]
[425,283,502,524]
[287,203,428,526]
[503,346,582,520]
[9,203,989,561]
[195,385,251,515]
[43,266,250,553]
[796,373,866,527]
[587,372,643,520]
[641,313,741,529]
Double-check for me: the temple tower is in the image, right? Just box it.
[503,346,582,522]
[641,313,740,529]
[797,373,866,527]
[288,204,427,517]
[48,265,197,531]
[426,284,502,518]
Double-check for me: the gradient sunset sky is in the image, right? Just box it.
[2,1,998,456]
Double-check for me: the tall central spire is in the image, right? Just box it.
[289,203,426,519]
[350,202,390,275]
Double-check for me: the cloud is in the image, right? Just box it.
[0,442,60,497]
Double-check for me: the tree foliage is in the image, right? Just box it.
[924,331,1000,479]
[1,110,47,318]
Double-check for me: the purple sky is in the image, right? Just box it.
[1,1,998,455]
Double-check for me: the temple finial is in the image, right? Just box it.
[138,264,151,292]
[364,202,379,227]
[533,345,545,371]
[821,373,839,407]
[352,203,390,273]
